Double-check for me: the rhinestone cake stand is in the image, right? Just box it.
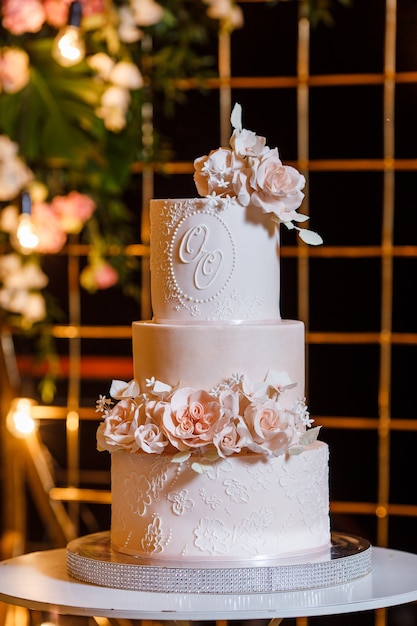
[66,531,371,594]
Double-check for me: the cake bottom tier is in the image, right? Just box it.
[111,441,330,561]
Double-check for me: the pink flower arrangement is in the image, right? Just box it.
[96,372,320,470]
[0,48,30,94]
[80,259,119,291]
[194,103,323,246]
[1,0,46,35]
[51,190,96,234]
[31,191,96,253]
[32,201,68,253]
[1,0,106,34]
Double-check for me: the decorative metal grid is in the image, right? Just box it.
[1,1,417,625]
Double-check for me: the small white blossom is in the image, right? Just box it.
[95,395,113,414]
[293,397,314,428]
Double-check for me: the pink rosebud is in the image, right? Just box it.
[80,260,119,291]
[2,0,46,34]
[43,0,72,28]
[44,0,105,28]
[97,398,140,453]
[31,202,67,254]
[0,48,30,94]
[52,191,96,234]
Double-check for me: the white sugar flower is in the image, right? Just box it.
[293,397,314,428]
[95,395,113,414]
[193,104,322,246]
[109,379,140,399]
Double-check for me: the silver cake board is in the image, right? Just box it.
[67,531,372,594]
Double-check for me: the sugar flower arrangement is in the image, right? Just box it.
[96,371,321,473]
[194,103,323,246]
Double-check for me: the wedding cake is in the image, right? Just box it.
[96,104,331,562]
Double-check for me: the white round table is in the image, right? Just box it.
[0,547,417,620]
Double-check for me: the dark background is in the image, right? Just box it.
[4,1,417,624]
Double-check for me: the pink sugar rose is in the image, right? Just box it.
[194,148,243,197]
[97,398,140,453]
[2,0,46,34]
[239,399,290,456]
[250,148,306,221]
[52,191,96,234]
[32,202,67,254]
[135,423,168,454]
[161,388,227,451]
[0,48,30,94]
[213,422,243,457]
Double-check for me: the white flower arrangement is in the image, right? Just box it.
[194,103,323,245]
[96,371,321,472]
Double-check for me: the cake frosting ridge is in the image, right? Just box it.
[96,103,330,563]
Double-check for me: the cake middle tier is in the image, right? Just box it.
[132,320,305,405]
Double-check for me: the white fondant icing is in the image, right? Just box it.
[111,442,330,560]
[150,198,280,323]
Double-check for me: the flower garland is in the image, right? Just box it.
[96,373,321,472]
[0,0,241,398]
[0,0,346,400]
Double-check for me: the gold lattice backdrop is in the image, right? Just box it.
[1,1,417,625]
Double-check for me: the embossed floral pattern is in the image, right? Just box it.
[194,517,230,555]
[224,477,249,503]
[96,370,321,468]
[125,471,152,516]
[167,489,195,515]
[141,516,167,553]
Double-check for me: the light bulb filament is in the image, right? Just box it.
[6,398,37,438]
[54,26,85,66]
[16,214,39,253]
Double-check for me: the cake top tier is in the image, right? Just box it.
[150,104,321,324]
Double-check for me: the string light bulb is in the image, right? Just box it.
[15,190,39,254]
[6,398,37,438]
[52,1,85,67]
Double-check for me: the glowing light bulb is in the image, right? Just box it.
[52,1,85,67]
[6,398,37,438]
[14,190,39,254]
[16,214,39,253]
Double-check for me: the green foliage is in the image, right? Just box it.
[272,0,352,28]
